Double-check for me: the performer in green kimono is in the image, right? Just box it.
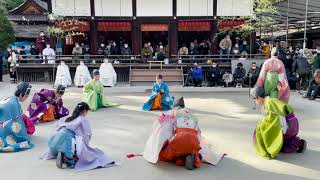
[82,69,117,111]
[251,87,306,159]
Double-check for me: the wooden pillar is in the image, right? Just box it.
[169,21,178,57]
[132,21,141,55]
[131,0,141,55]
[212,0,218,54]
[90,0,97,55]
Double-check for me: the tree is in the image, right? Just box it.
[2,0,25,11]
[0,9,15,51]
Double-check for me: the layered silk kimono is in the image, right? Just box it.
[143,109,224,166]
[0,96,34,152]
[142,82,174,111]
[254,97,302,159]
[256,57,290,103]
[83,80,117,111]
[26,89,69,123]
[99,62,117,87]
[42,116,115,171]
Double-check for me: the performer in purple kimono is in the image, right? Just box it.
[26,85,69,124]
[41,102,115,171]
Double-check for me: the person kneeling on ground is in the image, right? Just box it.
[251,87,307,159]
[83,69,118,111]
[304,69,320,100]
[41,102,116,171]
[0,82,34,152]
[233,62,246,87]
[142,74,175,111]
[143,97,224,170]
[192,63,203,87]
[26,85,69,124]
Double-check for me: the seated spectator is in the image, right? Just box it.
[157,46,167,61]
[110,41,119,55]
[233,62,246,87]
[189,42,199,56]
[178,43,189,57]
[198,40,209,55]
[252,37,261,55]
[72,43,83,57]
[240,40,250,58]
[121,43,131,56]
[247,62,260,87]
[30,44,40,63]
[141,43,153,61]
[232,43,240,56]
[304,69,320,100]
[17,46,27,63]
[192,63,203,87]
[219,35,232,56]
[222,71,233,87]
[207,61,222,87]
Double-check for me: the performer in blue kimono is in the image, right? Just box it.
[0,82,34,152]
[142,74,174,111]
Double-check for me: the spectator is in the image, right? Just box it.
[189,42,198,56]
[247,62,260,87]
[81,42,90,55]
[292,49,311,93]
[156,46,167,61]
[178,43,189,57]
[30,44,38,56]
[198,40,209,55]
[8,50,17,83]
[98,43,106,55]
[72,43,83,57]
[42,44,55,64]
[120,43,131,56]
[192,63,203,87]
[304,69,320,100]
[36,31,50,55]
[110,41,119,55]
[141,43,153,61]
[17,46,27,63]
[277,41,287,62]
[222,71,233,87]
[219,35,232,56]
[240,40,250,58]
[233,62,246,87]
[261,41,271,58]
[207,61,222,87]
[251,37,261,54]
[313,47,320,69]
[232,43,240,56]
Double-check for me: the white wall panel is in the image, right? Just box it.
[95,0,132,16]
[137,0,172,16]
[52,0,90,16]
[177,0,214,16]
[217,0,253,16]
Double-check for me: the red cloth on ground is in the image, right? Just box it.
[159,128,201,168]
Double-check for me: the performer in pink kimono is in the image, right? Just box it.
[26,85,69,124]
[256,47,290,103]
[142,97,224,170]
[41,102,115,171]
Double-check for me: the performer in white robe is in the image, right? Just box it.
[55,61,72,87]
[74,61,92,87]
[99,59,117,87]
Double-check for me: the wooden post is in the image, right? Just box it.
[90,0,97,55]
[169,21,178,57]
